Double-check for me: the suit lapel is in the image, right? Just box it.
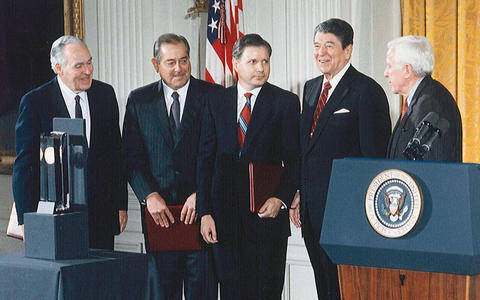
[152,83,174,148]
[402,76,430,124]
[51,78,70,118]
[86,82,101,149]
[394,77,430,130]
[243,83,272,152]
[388,76,431,156]
[301,77,323,150]
[223,86,239,152]
[306,66,354,153]
[174,77,197,149]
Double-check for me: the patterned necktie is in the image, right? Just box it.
[238,92,252,150]
[310,81,331,138]
[74,95,83,119]
[400,99,408,120]
[169,91,180,133]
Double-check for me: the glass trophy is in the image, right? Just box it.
[38,118,88,214]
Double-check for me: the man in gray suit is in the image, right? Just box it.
[385,36,462,161]
[122,33,220,300]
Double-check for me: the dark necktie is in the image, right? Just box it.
[238,92,252,150]
[401,99,408,120]
[75,95,83,119]
[169,91,180,134]
[310,81,331,138]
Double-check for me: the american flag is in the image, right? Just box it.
[205,0,244,87]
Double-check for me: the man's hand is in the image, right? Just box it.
[258,197,283,218]
[289,191,301,228]
[180,193,197,224]
[146,192,174,227]
[200,214,218,244]
[119,210,128,233]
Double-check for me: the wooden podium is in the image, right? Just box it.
[338,266,480,299]
[320,158,480,300]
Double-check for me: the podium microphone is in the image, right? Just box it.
[403,112,439,160]
[421,118,450,153]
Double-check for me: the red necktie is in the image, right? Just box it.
[310,81,331,138]
[400,99,408,120]
[238,92,252,149]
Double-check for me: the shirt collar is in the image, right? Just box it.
[322,62,350,91]
[161,79,190,102]
[57,75,88,101]
[237,83,262,100]
[406,76,425,106]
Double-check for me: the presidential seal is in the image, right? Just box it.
[365,169,423,238]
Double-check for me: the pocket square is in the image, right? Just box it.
[333,108,350,114]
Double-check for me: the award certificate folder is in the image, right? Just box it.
[145,205,202,251]
[248,163,284,212]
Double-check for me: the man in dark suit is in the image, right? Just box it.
[197,33,300,300]
[385,35,462,162]
[12,35,127,250]
[289,19,391,299]
[122,33,218,300]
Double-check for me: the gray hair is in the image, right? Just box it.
[50,35,87,74]
[387,36,434,77]
[153,33,190,61]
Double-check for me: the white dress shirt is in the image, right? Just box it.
[57,76,91,146]
[162,79,190,122]
[321,62,351,102]
[236,84,262,121]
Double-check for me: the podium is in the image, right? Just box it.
[320,158,480,299]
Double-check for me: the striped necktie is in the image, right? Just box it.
[238,92,252,150]
[310,81,331,139]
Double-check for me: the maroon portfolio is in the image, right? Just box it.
[248,163,284,212]
[145,205,202,251]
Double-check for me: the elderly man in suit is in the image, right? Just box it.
[385,35,462,162]
[12,35,128,250]
[122,33,219,300]
[289,19,391,299]
[198,33,300,300]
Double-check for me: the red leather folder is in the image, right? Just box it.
[145,205,202,251]
[248,163,284,212]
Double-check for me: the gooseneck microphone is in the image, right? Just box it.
[403,112,439,160]
[421,118,450,153]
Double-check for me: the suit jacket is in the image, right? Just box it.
[12,77,127,240]
[197,82,300,241]
[387,75,462,162]
[300,65,391,234]
[122,77,221,232]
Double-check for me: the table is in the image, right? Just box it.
[0,250,160,300]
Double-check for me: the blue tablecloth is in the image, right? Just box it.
[0,249,160,300]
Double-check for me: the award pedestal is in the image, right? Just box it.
[24,212,88,260]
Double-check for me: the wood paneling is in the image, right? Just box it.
[339,265,480,300]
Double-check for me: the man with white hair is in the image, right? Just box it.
[385,35,462,161]
[12,35,127,250]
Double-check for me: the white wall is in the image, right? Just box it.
[84,1,401,298]
[85,0,401,125]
